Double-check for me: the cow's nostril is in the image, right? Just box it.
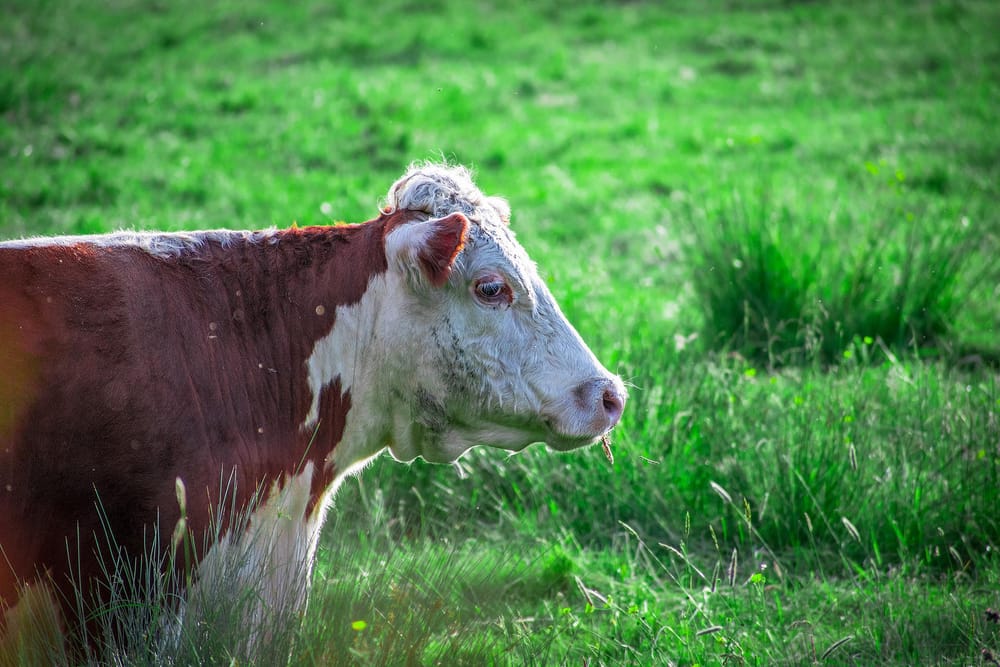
[601,386,625,424]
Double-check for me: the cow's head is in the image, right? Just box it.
[378,163,626,464]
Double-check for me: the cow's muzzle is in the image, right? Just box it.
[587,375,627,433]
[547,375,627,446]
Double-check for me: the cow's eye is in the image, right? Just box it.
[473,277,512,307]
[478,281,503,298]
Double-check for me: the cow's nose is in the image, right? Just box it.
[570,376,628,437]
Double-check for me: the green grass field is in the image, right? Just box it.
[3,0,1000,664]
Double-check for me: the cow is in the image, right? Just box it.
[0,162,626,661]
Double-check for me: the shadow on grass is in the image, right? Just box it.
[300,500,581,666]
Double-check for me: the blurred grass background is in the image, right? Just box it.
[3,0,1000,664]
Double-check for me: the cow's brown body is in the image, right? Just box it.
[0,214,408,621]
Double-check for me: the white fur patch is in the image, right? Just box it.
[383,162,510,227]
[301,274,391,431]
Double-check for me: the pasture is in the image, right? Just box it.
[2,0,999,664]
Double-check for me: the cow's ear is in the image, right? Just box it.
[386,212,469,288]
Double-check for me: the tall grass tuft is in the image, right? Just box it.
[683,190,809,366]
[682,190,996,365]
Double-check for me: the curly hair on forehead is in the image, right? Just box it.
[382,161,511,226]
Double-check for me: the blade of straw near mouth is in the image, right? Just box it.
[600,434,614,464]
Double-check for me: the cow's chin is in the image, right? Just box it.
[387,421,601,465]
[543,432,603,453]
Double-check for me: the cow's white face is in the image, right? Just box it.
[377,165,626,464]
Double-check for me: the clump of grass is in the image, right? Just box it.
[682,189,995,366]
[682,189,810,366]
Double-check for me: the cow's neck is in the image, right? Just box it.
[255,215,404,515]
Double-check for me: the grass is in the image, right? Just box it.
[682,186,997,365]
[2,0,1000,664]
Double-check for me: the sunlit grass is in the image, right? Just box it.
[301,478,1000,665]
